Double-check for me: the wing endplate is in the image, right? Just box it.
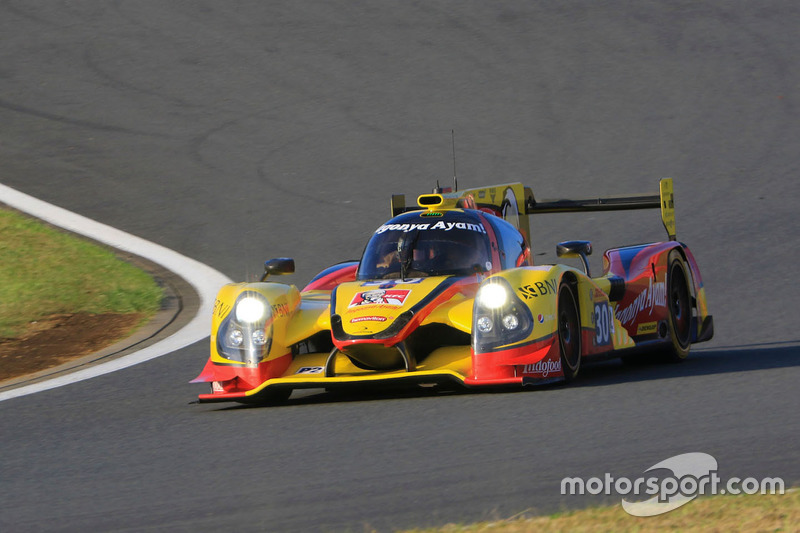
[659,178,676,241]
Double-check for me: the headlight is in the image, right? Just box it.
[477,316,494,333]
[251,329,268,346]
[217,292,273,364]
[473,278,534,353]
[235,296,267,323]
[502,314,519,330]
[477,283,508,309]
[227,328,244,347]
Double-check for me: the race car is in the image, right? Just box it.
[193,178,713,403]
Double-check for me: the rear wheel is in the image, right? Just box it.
[558,281,581,381]
[662,251,692,362]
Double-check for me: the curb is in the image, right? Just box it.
[0,248,200,393]
[0,183,232,402]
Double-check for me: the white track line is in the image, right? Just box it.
[0,183,233,402]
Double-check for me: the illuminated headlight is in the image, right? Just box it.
[235,297,267,323]
[477,316,493,333]
[502,314,519,330]
[477,283,508,309]
[227,328,244,347]
[473,277,534,354]
[216,292,274,364]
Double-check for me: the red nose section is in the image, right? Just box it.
[191,353,292,392]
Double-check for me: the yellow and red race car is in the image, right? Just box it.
[193,179,713,403]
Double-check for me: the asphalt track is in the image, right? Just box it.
[1,2,798,531]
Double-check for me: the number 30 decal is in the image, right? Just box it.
[594,302,615,346]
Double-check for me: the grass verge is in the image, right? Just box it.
[404,489,797,533]
[0,207,163,338]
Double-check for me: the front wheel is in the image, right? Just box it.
[558,281,581,381]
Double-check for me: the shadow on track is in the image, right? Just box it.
[203,342,800,410]
[574,341,800,389]
[211,384,474,411]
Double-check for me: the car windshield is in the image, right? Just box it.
[357,214,492,280]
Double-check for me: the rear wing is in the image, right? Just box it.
[527,178,676,240]
[390,178,677,242]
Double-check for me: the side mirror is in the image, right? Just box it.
[261,257,295,281]
[556,241,592,276]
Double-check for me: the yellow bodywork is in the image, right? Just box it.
[660,178,676,240]
[241,345,474,397]
[335,277,474,337]
[209,261,638,377]
[421,293,473,332]
[209,282,305,365]
[196,178,712,403]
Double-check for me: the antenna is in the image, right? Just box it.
[451,129,458,191]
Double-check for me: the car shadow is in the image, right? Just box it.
[208,341,800,410]
[573,341,800,388]
[212,384,473,410]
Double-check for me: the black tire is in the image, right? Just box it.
[662,251,692,362]
[558,281,581,381]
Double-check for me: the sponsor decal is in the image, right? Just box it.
[213,299,231,319]
[593,302,615,346]
[522,359,562,378]
[518,279,558,299]
[350,316,388,323]
[349,289,410,307]
[271,302,290,318]
[615,279,667,326]
[374,221,487,234]
[637,321,658,335]
[537,314,554,324]
[295,366,324,374]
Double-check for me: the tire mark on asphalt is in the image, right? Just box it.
[81,42,205,112]
[0,0,64,26]
[0,98,172,138]
[189,108,354,206]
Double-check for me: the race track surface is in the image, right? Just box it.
[1,2,798,531]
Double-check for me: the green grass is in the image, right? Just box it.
[403,489,798,533]
[0,208,163,338]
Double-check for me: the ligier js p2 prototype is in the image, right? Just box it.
[193,179,713,403]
